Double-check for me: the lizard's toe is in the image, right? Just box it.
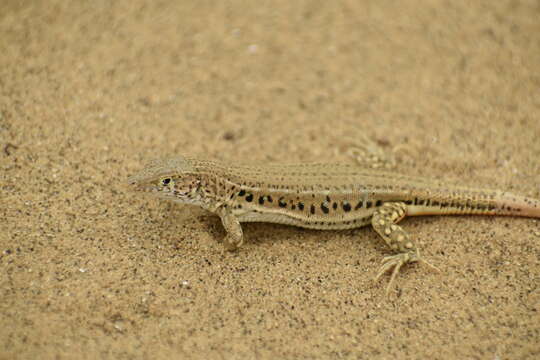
[374,252,417,294]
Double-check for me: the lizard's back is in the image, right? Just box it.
[181,157,540,225]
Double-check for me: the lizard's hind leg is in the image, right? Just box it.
[339,133,396,169]
[336,133,417,170]
[371,202,439,294]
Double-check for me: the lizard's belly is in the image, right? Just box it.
[234,208,374,230]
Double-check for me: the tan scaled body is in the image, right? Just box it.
[128,156,540,293]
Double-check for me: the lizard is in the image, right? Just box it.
[127,153,540,293]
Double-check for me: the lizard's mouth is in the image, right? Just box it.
[135,183,192,199]
[128,178,200,204]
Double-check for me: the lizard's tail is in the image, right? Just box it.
[493,192,540,218]
[406,189,540,219]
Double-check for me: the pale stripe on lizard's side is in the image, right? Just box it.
[128,156,540,293]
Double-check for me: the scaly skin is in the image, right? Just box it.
[128,156,540,293]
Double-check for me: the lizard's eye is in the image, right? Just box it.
[161,178,172,186]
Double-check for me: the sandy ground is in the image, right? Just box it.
[1,0,539,359]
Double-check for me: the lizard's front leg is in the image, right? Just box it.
[371,202,439,294]
[218,207,244,251]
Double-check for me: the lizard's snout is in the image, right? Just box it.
[127,175,137,185]
[127,174,145,188]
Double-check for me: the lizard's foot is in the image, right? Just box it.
[374,252,440,294]
[223,234,243,251]
[335,133,420,170]
[346,146,395,169]
[374,253,415,294]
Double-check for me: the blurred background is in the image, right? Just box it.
[1,1,539,359]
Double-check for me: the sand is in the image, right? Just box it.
[1,0,539,358]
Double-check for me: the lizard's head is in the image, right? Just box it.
[128,157,204,205]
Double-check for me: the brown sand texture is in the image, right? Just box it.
[1,1,539,359]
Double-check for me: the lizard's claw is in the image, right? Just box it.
[374,252,439,295]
